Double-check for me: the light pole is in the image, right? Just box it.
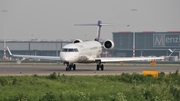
[141,51,143,57]
[2,9,8,59]
[131,8,137,57]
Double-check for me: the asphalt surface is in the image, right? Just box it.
[0,64,179,76]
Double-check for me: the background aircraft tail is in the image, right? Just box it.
[168,49,176,57]
[75,20,129,42]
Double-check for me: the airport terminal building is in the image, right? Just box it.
[0,31,180,60]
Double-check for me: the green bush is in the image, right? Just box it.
[33,74,38,77]
[40,92,55,101]
[109,92,127,101]
[12,78,17,85]
[170,86,180,99]
[3,94,28,101]
[0,77,8,86]
[47,72,57,80]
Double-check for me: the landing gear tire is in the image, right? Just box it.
[65,63,76,71]
[96,60,104,71]
[66,67,70,71]
[73,64,76,70]
[96,65,99,70]
[96,64,104,71]
[101,64,104,71]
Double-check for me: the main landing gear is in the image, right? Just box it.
[64,60,104,71]
[64,62,76,71]
[96,60,104,71]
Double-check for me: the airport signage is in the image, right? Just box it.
[153,34,180,47]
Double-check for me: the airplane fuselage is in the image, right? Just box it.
[60,41,102,63]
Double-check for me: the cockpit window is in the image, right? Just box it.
[61,48,79,52]
[74,49,78,52]
[62,48,68,52]
[68,49,74,52]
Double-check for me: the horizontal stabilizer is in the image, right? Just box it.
[75,22,130,27]
[100,23,130,27]
[74,24,98,26]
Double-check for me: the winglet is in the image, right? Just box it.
[6,46,12,56]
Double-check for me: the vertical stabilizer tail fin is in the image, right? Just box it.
[95,21,102,41]
[75,20,130,42]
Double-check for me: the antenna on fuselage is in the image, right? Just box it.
[74,20,130,42]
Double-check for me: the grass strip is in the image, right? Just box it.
[0,71,180,101]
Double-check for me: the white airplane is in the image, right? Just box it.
[7,20,164,71]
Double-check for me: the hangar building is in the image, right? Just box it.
[112,31,180,59]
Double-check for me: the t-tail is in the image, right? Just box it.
[75,20,130,42]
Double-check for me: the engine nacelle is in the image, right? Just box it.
[73,39,83,43]
[103,39,114,50]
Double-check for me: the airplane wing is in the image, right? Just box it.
[10,55,60,61]
[94,57,164,62]
[7,46,60,61]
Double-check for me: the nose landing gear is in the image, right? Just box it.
[64,62,76,71]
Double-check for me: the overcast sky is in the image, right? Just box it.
[0,0,180,41]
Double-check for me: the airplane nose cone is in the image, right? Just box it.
[60,52,78,63]
[60,54,69,62]
[60,53,74,62]
[62,57,70,62]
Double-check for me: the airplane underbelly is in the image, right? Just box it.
[77,56,94,63]
[77,56,88,62]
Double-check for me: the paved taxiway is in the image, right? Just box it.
[0,64,179,76]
